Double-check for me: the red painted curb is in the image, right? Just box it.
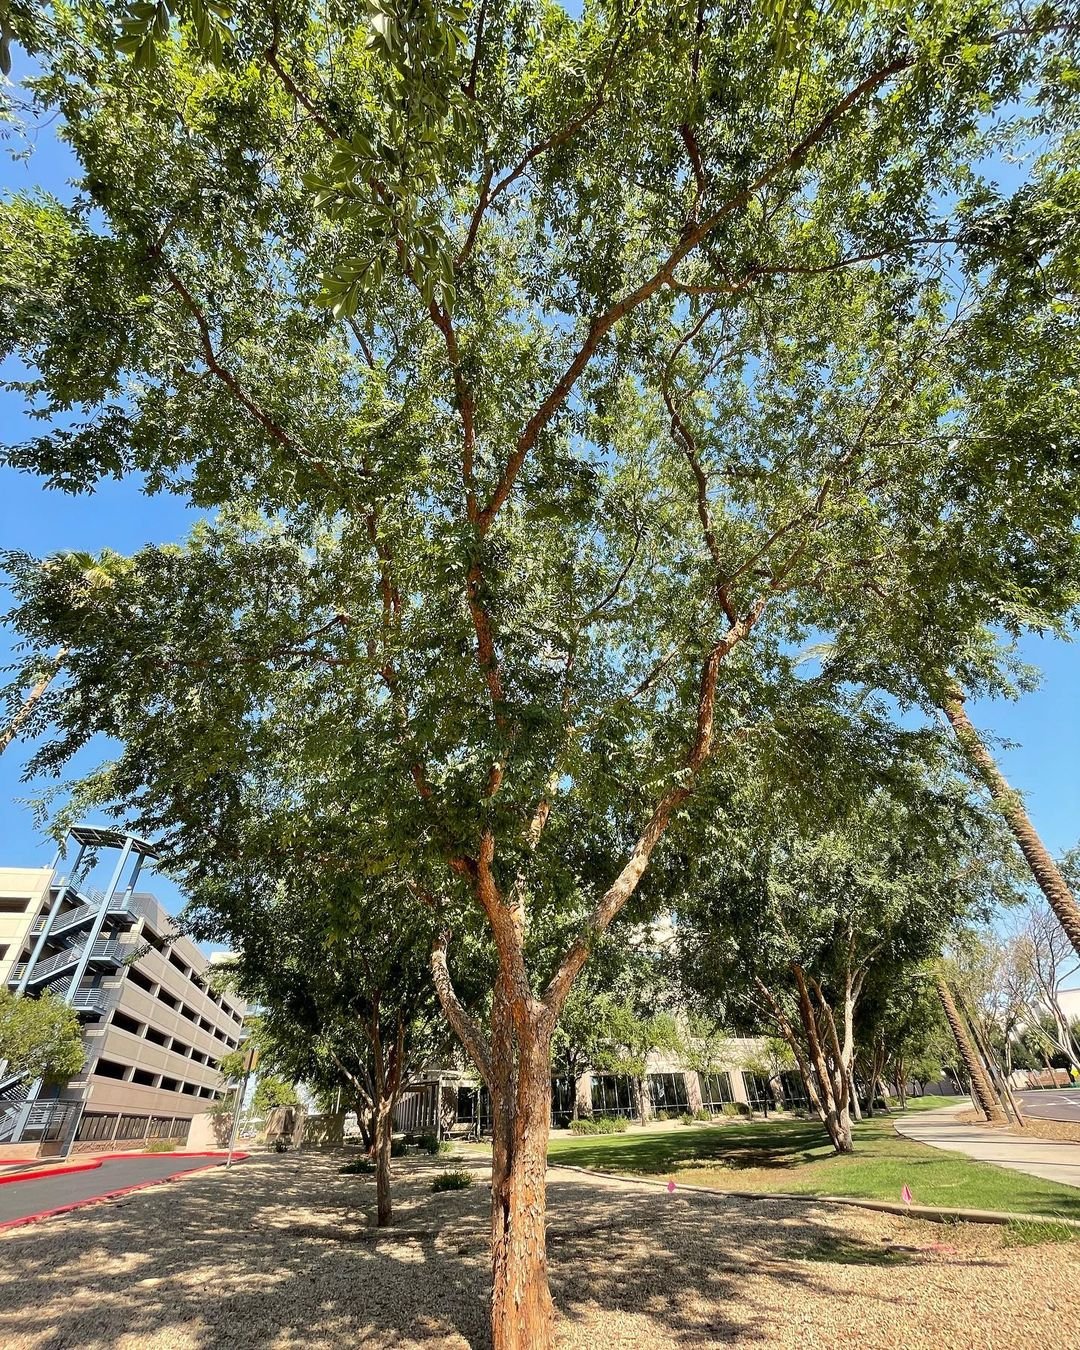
[0,1160,103,1186]
[0,1156,249,1232]
[90,1150,250,1162]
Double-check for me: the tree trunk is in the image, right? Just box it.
[943,685,1080,956]
[489,988,555,1350]
[355,1099,373,1153]
[935,976,1005,1123]
[797,968,853,1154]
[375,1095,394,1227]
[0,650,65,756]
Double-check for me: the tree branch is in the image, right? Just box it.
[431,931,493,1089]
[478,51,916,533]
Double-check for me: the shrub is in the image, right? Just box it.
[569,1115,629,1135]
[144,1138,177,1153]
[390,1136,409,1157]
[339,1157,376,1174]
[273,1138,290,1152]
[693,1109,712,1121]
[432,1168,474,1192]
[678,1112,695,1125]
[418,1133,447,1155]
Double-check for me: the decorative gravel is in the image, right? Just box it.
[0,1150,1076,1348]
[957,1107,1080,1145]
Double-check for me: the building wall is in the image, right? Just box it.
[6,880,248,1145]
[72,895,245,1131]
[0,868,52,986]
[71,899,242,1120]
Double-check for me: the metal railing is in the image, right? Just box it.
[0,1073,30,1104]
[70,986,114,1016]
[17,939,134,986]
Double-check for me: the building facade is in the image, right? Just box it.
[395,1039,810,1137]
[0,827,245,1156]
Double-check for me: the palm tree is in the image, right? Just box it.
[942,683,1080,958]
[934,975,1005,1124]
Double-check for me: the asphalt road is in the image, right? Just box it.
[1015,1086,1080,1123]
[0,1154,235,1226]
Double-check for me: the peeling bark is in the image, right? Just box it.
[489,997,555,1350]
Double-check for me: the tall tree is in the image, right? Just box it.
[934,973,1006,1123]
[3,3,1078,1343]
[941,687,1080,956]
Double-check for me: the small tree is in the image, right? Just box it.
[595,1004,682,1121]
[193,874,464,1227]
[1015,902,1080,1071]
[252,1075,299,1115]
[0,990,84,1082]
[677,737,1018,1152]
[740,1036,795,1117]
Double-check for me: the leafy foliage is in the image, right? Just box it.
[252,1074,300,1114]
[0,990,84,1083]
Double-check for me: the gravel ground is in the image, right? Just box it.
[956,1108,1080,1144]
[0,1149,1076,1349]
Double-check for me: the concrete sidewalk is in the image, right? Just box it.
[895,1103,1080,1190]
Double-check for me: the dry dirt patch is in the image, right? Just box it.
[0,1150,1074,1348]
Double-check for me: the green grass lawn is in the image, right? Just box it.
[546,1097,1080,1221]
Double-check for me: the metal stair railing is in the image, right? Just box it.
[0,1073,30,1104]
[19,939,134,986]
[70,985,114,1017]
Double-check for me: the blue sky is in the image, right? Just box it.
[1,50,1078,915]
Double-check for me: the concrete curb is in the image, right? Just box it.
[549,1163,1080,1230]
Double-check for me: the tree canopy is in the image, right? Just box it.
[0,989,84,1083]
[2,1,1079,1342]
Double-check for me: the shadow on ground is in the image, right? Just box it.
[0,1150,1064,1349]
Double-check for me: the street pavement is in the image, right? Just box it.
[0,1154,237,1226]
[1015,1086,1080,1123]
[895,1102,1080,1191]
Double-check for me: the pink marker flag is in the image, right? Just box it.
[667,1180,676,1193]
[901,1184,912,1206]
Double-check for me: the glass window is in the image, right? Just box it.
[590,1074,638,1118]
[647,1072,688,1113]
[780,1071,809,1110]
[455,1085,491,1130]
[742,1072,771,1111]
[550,1077,576,1127]
[699,1072,733,1110]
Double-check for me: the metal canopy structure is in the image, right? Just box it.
[68,826,159,859]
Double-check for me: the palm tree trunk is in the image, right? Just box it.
[943,684,1080,956]
[0,650,65,755]
[935,976,1005,1123]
